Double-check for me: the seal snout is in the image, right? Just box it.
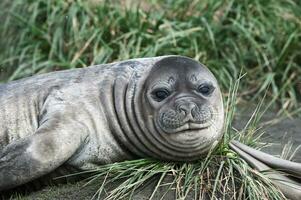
[158,98,214,134]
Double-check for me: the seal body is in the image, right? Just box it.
[0,56,224,190]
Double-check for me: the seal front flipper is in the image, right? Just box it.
[229,140,301,200]
[0,109,87,191]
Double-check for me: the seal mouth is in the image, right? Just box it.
[156,106,218,134]
[162,121,212,134]
[174,121,211,133]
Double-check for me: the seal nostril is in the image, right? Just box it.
[189,103,197,111]
[178,105,187,115]
[178,103,197,116]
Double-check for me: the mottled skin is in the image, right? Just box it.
[0,56,224,191]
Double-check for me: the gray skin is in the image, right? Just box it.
[0,55,224,191]
[230,140,301,200]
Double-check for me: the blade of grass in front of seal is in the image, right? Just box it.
[222,71,246,146]
[282,140,301,161]
[104,163,171,200]
[236,84,270,147]
[210,160,224,200]
[90,171,110,200]
[148,171,167,200]
[230,158,285,200]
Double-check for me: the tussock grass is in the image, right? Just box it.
[66,77,286,200]
[0,0,300,109]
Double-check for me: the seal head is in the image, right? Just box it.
[129,56,224,161]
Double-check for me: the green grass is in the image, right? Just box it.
[0,0,300,110]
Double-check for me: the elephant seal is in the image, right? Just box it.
[0,55,224,191]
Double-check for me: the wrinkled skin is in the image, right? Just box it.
[0,56,224,191]
[230,140,301,200]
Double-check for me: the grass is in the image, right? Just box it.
[0,0,300,110]
[55,76,286,200]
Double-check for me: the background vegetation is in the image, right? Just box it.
[0,0,300,199]
[0,0,300,110]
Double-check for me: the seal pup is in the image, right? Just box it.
[0,56,224,190]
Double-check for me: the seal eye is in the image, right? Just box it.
[198,84,214,96]
[152,89,170,102]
